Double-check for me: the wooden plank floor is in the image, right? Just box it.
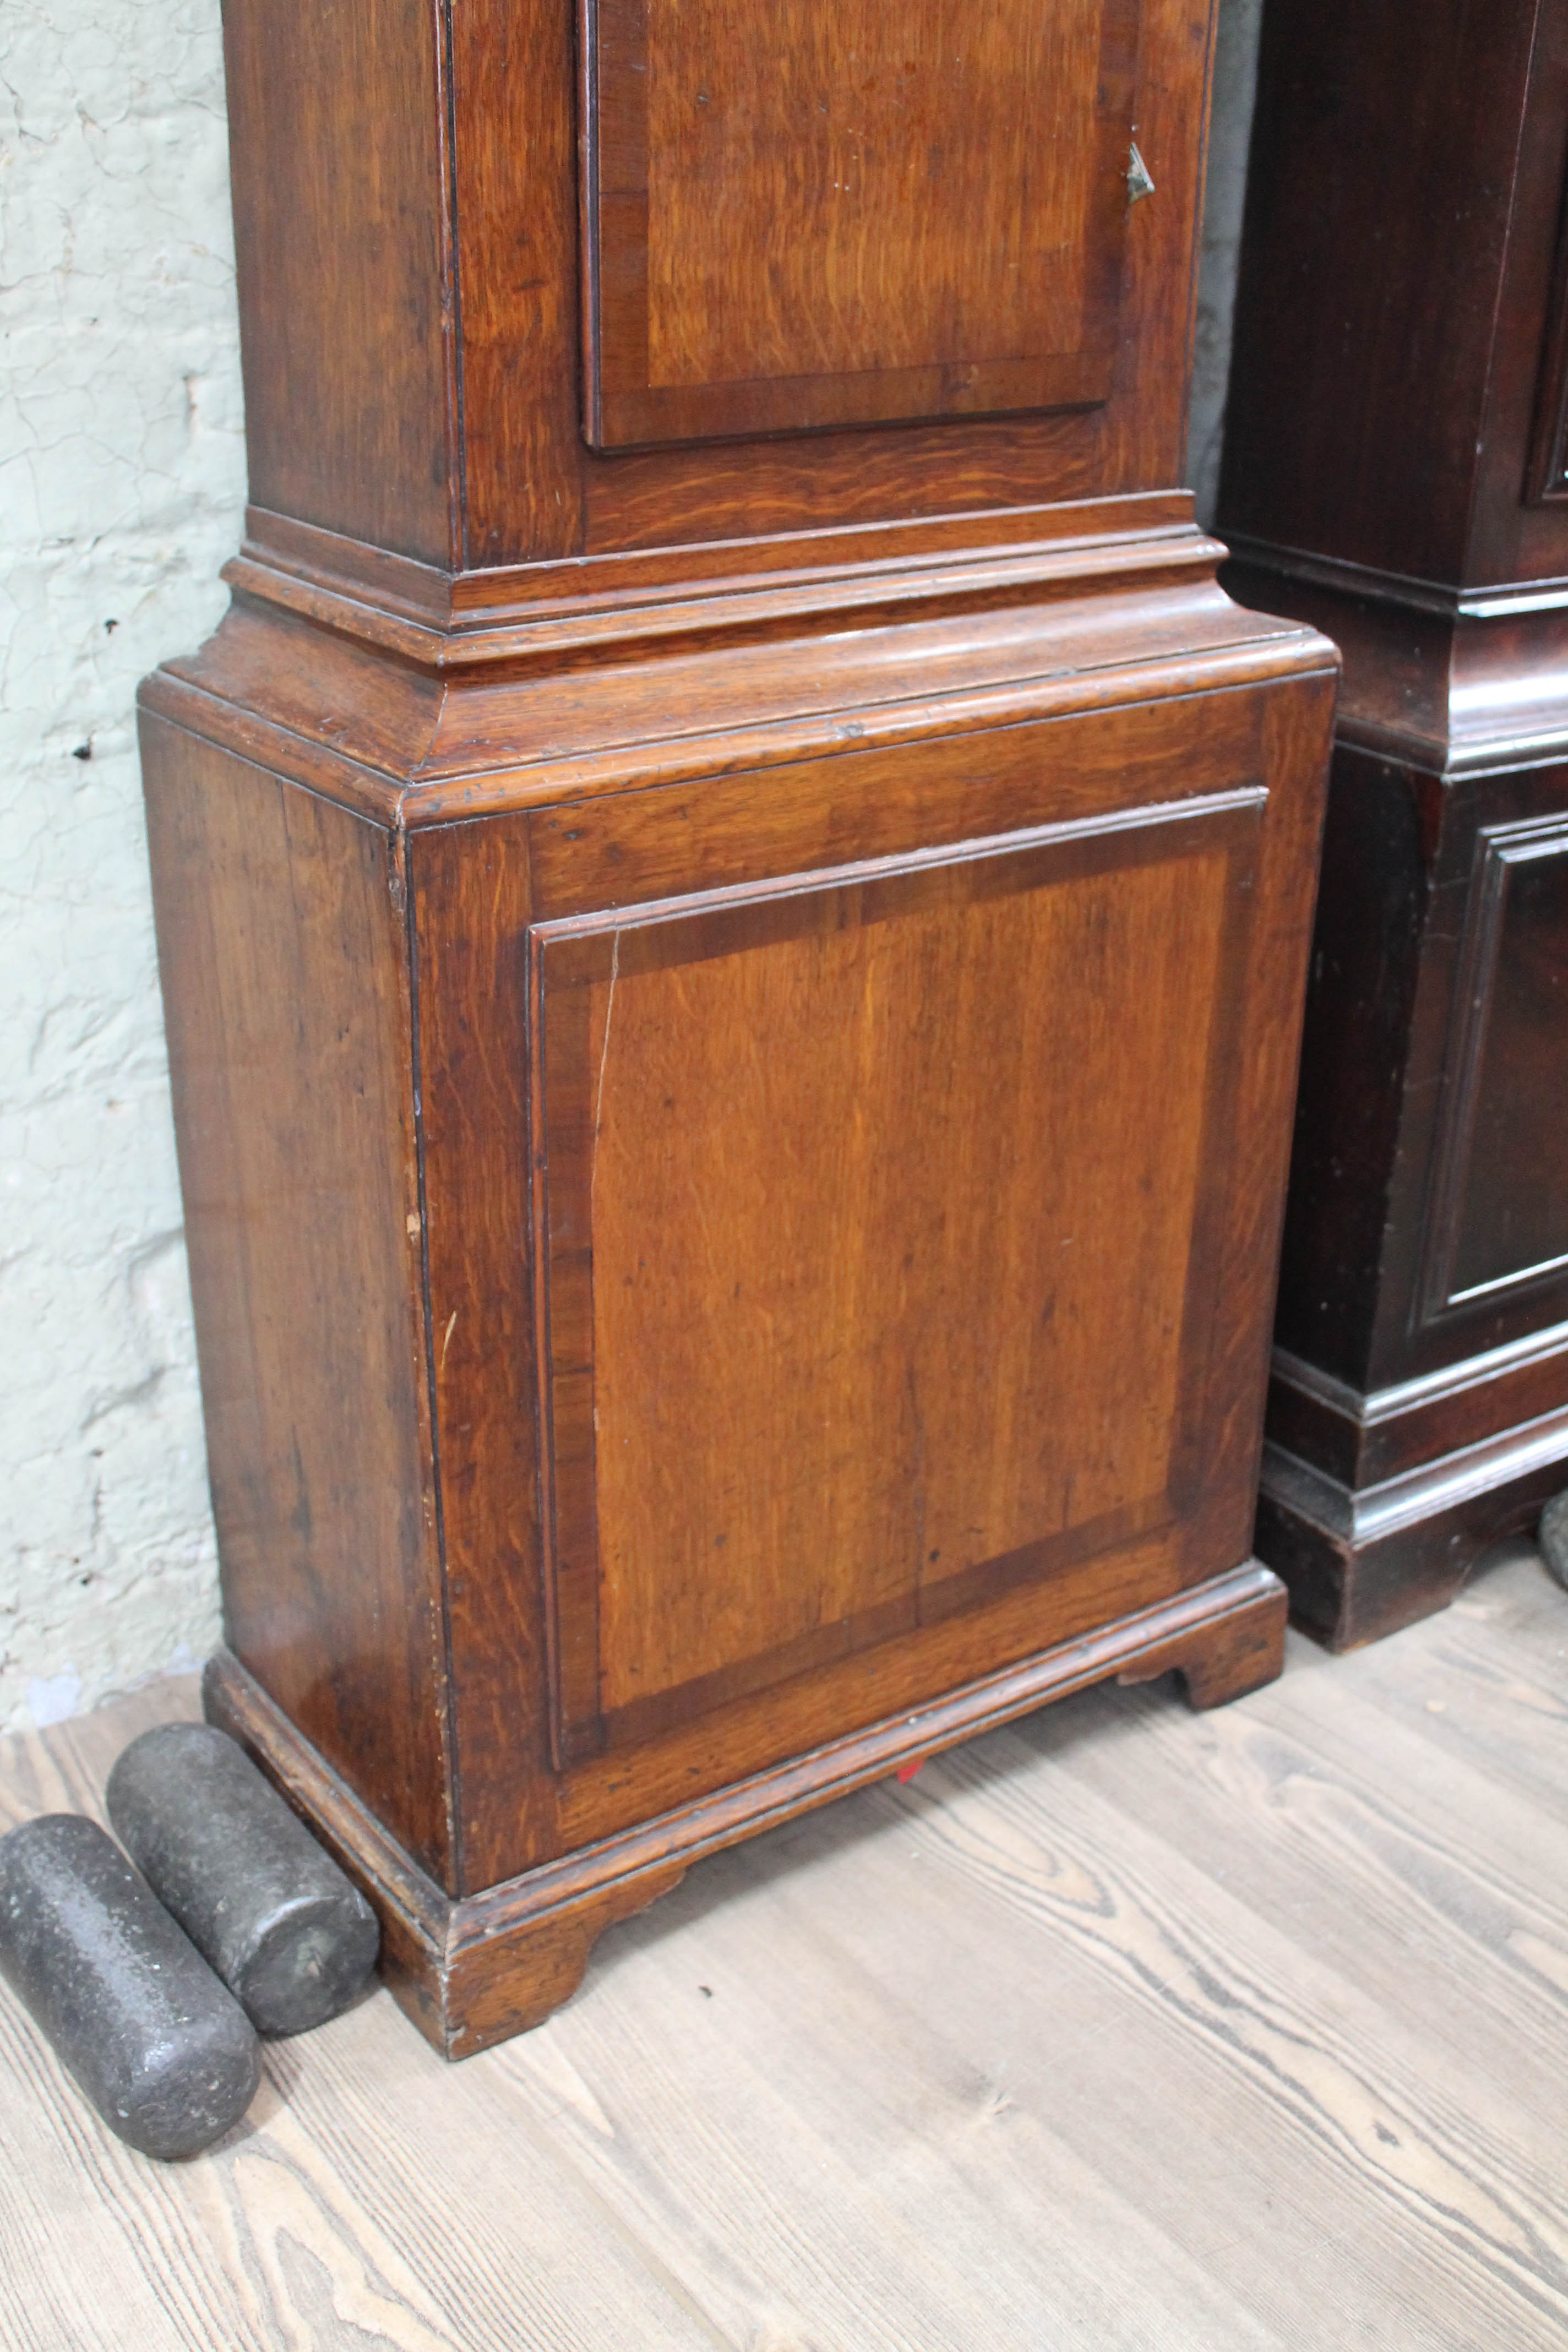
[2,1538,1566,2350]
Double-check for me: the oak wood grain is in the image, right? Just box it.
[454,0,1215,560]
[536,800,1253,1760]
[221,0,453,563]
[242,487,1199,630]
[148,569,1322,839]
[140,719,453,1885]
[198,0,1216,568]
[583,0,1132,445]
[638,0,1115,387]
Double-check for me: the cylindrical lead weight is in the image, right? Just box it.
[106,1723,379,2037]
[0,1813,260,2160]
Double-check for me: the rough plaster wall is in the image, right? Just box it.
[1,0,244,1729]
[0,0,1265,1733]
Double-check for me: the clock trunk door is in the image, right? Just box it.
[581,0,1143,448]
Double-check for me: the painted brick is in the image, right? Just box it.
[1,0,243,1730]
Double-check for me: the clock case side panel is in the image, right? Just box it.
[139,712,458,1887]
[409,816,558,1895]
[220,0,459,566]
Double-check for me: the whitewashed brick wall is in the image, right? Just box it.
[0,0,1260,1731]
[1,0,244,1729]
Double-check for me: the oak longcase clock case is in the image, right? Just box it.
[138,0,1335,2054]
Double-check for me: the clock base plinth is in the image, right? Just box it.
[204,1562,1285,2059]
[1257,1418,1568,1654]
[144,538,1330,2064]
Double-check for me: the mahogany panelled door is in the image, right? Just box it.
[1222,0,1568,1648]
[139,0,1335,2055]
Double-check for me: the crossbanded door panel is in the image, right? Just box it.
[580,0,1142,447]
[530,790,1262,1766]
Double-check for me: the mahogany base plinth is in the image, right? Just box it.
[1257,1340,1568,1652]
[203,1562,1285,2059]
[1217,563,1568,1656]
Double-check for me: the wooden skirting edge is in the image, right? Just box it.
[205,1559,1285,2058]
[1260,1402,1568,1549]
[1256,1406,1568,1651]
[1268,1323,1568,1490]
[1275,1322,1568,1439]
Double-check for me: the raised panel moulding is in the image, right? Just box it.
[531,792,1261,1766]
[580,0,1139,446]
[1418,814,1568,1322]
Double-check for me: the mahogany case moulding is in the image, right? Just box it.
[1221,0,1568,1649]
[138,0,1337,2056]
